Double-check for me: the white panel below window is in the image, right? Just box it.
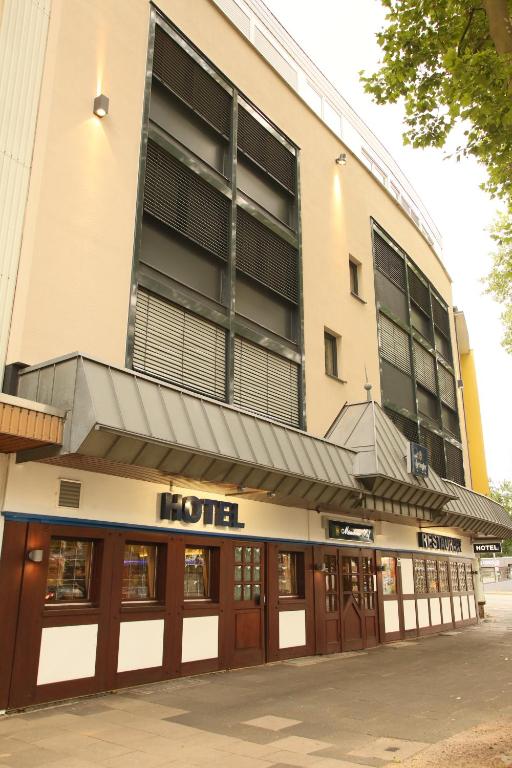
[37,624,98,686]
[403,600,417,630]
[453,596,462,622]
[182,615,219,663]
[461,594,470,620]
[400,559,414,594]
[117,619,165,673]
[417,598,429,628]
[429,597,441,626]
[279,609,306,649]
[384,600,400,634]
[441,596,452,624]
[469,593,477,618]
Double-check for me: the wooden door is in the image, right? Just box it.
[340,549,379,651]
[314,546,341,654]
[227,541,265,668]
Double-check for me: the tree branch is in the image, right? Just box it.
[482,0,512,54]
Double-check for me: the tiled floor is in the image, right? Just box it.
[0,595,511,768]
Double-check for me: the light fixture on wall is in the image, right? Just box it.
[27,549,44,563]
[335,153,347,166]
[93,93,109,118]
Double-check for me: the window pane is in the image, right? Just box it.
[45,539,93,603]
[184,547,212,599]
[350,261,359,295]
[438,561,449,592]
[450,560,460,591]
[122,543,158,601]
[381,557,397,595]
[413,559,427,594]
[426,559,439,593]
[278,551,302,597]
[324,332,337,377]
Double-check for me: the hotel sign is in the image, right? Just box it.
[408,442,429,478]
[160,494,244,529]
[474,542,502,554]
[417,532,462,552]
[328,520,374,543]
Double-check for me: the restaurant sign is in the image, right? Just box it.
[408,441,429,478]
[328,520,374,543]
[417,532,462,552]
[160,493,244,528]
[474,541,502,554]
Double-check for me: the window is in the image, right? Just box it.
[122,543,158,602]
[465,562,474,591]
[381,556,397,595]
[324,555,338,612]
[438,560,450,592]
[45,538,94,604]
[426,559,439,593]
[324,331,338,377]
[234,545,262,601]
[457,562,467,591]
[184,547,214,600]
[349,259,359,296]
[413,558,427,594]
[278,551,304,598]
[450,560,459,591]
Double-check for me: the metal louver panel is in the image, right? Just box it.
[373,233,406,290]
[432,296,450,335]
[58,480,81,509]
[144,140,230,260]
[384,408,419,443]
[238,106,295,192]
[379,314,411,375]
[408,269,430,314]
[413,341,437,393]
[133,289,226,400]
[445,442,465,485]
[237,208,298,303]
[420,427,445,478]
[233,337,299,427]
[438,364,457,409]
[153,26,231,137]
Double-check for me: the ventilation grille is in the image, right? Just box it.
[134,289,226,400]
[420,427,445,477]
[153,26,231,137]
[438,365,457,409]
[144,140,230,261]
[233,337,299,427]
[58,480,81,509]
[238,106,295,192]
[384,408,419,443]
[445,442,465,485]
[373,233,406,290]
[408,269,430,315]
[413,341,437,393]
[432,296,450,336]
[236,208,298,303]
[379,314,411,375]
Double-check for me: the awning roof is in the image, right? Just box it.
[0,394,64,453]
[438,481,512,539]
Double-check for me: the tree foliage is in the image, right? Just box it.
[490,479,512,554]
[362,0,512,350]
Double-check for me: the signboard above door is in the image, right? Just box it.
[328,520,374,543]
[474,541,502,554]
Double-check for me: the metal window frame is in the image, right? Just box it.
[126,8,306,429]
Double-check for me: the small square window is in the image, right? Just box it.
[324,332,338,377]
[45,538,94,604]
[349,259,359,296]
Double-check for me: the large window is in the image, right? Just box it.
[278,551,304,598]
[381,556,397,595]
[373,225,464,484]
[122,543,158,602]
[129,17,302,428]
[45,538,94,604]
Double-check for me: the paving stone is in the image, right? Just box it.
[244,716,302,731]
[269,737,333,755]
[348,736,429,761]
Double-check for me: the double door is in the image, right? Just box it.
[316,547,379,653]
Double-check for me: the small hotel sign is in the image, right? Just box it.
[408,442,429,478]
[417,532,462,552]
[328,520,374,543]
[159,494,244,529]
[474,542,502,554]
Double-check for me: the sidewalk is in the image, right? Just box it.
[0,594,511,768]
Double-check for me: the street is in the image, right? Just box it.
[0,594,511,767]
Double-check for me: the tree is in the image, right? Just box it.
[361,0,512,350]
[490,479,512,554]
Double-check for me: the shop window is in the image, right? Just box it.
[465,562,474,591]
[457,562,467,591]
[438,560,450,592]
[381,556,397,595]
[426,559,439,593]
[45,538,94,604]
[324,554,338,612]
[122,543,158,602]
[185,547,217,600]
[324,331,338,377]
[234,545,262,601]
[413,559,427,594]
[278,551,304,598]
[450,560,460,591]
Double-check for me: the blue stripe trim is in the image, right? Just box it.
[1,511,473,559]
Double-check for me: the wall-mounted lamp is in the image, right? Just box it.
[93,93,109,118]
[335,153,347,166]
[267,491,276,498]
[27,549,44,563]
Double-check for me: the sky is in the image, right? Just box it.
[264,0,512,486]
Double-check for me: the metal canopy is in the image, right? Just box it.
[437,481,512,539]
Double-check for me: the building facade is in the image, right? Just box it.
[0,0,511,712]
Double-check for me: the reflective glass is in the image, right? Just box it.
[45,539,93,603]
[122,543,158,601]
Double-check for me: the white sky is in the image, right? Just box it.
[264,0,512,485]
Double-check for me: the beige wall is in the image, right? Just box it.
[7,0,466,459]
